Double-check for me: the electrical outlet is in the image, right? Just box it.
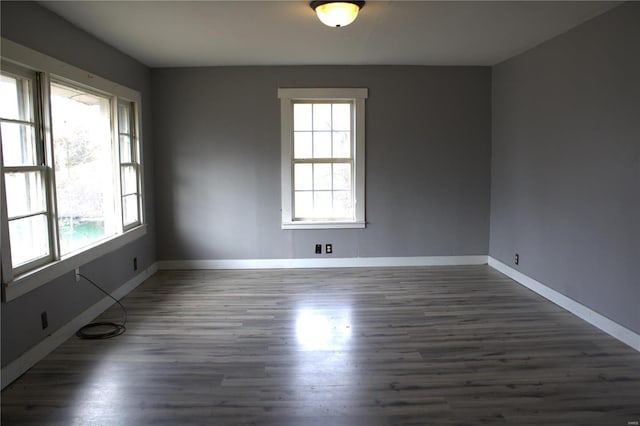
[41,311,48,330]
[325,244,333,254]
[315,244,322,254]
[75,267,80,282]
[133,257,138,271]
[514,253,519,265]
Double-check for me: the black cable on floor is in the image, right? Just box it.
[76,273,127,340]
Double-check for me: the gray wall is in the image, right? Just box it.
[1,1,156,366]
[490,3,640,333]
[152,66,491,260]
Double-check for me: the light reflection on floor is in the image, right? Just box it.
[293,305,358,416]
[295,307,352,351]
[72,359,124,424]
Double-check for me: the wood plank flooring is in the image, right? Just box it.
[2,266,639,425]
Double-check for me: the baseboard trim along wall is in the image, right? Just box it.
[157,255,489,270]
[488,257,640,352]
[4,256,637,390]
[1,263,158,390]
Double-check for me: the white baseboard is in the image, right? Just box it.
[157,255,488,270]
[1,262,158,390]
[488,257,640,352]
[9,256,634,390]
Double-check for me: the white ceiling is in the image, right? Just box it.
[39,1,619,68]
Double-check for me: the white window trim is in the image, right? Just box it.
[1,38,146,302]
[278,88,367,230]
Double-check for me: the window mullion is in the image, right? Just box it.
[293,158,351,164]
[1,165,47,173]
[0,118,33,126]
[7,211,48,222]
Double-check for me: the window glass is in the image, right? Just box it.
[294,132,312,159]
[313,132,332,158]
[294,163,313,191]
[8,215,49,266]
[291,102,355,221]
[332,131,350,158]
[332,103,350,131]
[0,74,38,167]
[4,171,46,217]
[0,74,33,121]
[122,194,139,226]
[293,104,312,131]
[51,82,116,255]
[119,135,132,163]
[0,122,37,166]
[312,104,332,131]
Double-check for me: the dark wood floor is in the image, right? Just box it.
[2,266,639,425]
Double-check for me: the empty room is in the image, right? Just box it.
[1,1,638,424]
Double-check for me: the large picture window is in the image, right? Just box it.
[1,40,144,300]
[51,82,116,255]
[278,88,367,229]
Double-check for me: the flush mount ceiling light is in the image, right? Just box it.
[310,1,365,28]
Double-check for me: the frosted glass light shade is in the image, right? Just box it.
[311,1,364,28]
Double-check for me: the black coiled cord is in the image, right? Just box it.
[76,273,127,339]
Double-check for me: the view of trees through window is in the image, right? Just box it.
[50,82,116,254]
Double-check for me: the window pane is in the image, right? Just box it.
[294,104,312,131]
[121,165,138,195]
[332,103,350,131]
[5,171,46,218]
[294,132,312,159]
[0,74,33,122]
[294,191,312,218]
[313,164,332,190]
[294,163,312,191]
[333,191,353,218]
[313,104,331,131]
[0,122,38,166]
[332,131,350,159]
[9,214,49,267]
[122,194,139,226]
[119,135,132,163]
[313,191,332,218]
[51,82,116,255]
[333,163,351,190]
[313,132,331,158]
[118,102,131,134]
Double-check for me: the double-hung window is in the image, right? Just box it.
[1,39,145,300]
[1,64,51,274]
[278,88,367,229]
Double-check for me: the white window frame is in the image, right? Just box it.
[1,38,146,302]
[118,99,143,232]
[278,88,367,229]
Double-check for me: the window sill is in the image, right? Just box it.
[282,221,366,230]
[2,224,147,302]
